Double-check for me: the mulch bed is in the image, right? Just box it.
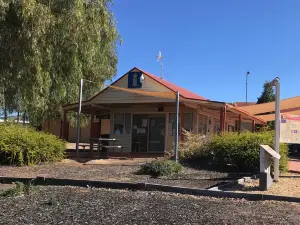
[0,162,237,189]
[1,186,300,225]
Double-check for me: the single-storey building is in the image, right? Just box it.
[43,67,266,157]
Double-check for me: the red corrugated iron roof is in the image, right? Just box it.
[226,104,266,124]
[137,68,207,100]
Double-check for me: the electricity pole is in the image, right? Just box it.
[246,71,250,103]
[270,77,280,181]
[174,91,179,162]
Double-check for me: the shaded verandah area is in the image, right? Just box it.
[60,86,266,158]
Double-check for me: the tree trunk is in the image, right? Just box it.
[4,104,7,122]
[17,111,20,123]
[23,112,26,125]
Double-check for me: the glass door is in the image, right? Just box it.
[148,116,165,152]
[132,115,148,152]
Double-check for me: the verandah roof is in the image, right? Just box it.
[238,96,300,122]
[63,85,266,124]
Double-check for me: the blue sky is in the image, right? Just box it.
[112,0,300,103]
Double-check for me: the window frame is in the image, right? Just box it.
[169,112,193,136]
[113,113,132,135]
[198,113,208,135]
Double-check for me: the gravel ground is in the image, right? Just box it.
[1,186,300,225]
[0,184,13,192]
[0,161,234,189]
[225,173,300,197]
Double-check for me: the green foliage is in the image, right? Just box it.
[204,132,288,172]
[256,81,276,129]
[179,131,288,173]
[67,111,90,128]
[178,129,210,162]
[0,0,120,126]
[138,160,183,177]
[0,123,65,166]
[0,182,32,197]
[257,81,275,104]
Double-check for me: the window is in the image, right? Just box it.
[114,113,131,135]
[198,114,208,135]
[169,113,193,135]
[184,113,193,132]
[125,113,132,134]
[213,118,220,133]
[169,113,179,136]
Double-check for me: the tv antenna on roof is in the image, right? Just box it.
[157,51,163,79]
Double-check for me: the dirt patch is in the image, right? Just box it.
[60,158,152,166]
[82,158,150,165]
[1,186,300,224]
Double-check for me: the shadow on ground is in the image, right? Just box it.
[182,161,254,178]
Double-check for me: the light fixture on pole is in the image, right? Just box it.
[246,71,250,103]
[75,78,100,157]
[75,79,83,157]
[270,77,280,181]
[174,91,179,162]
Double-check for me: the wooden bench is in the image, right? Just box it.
[101,145,124,151]
[79,144,90,152]
[98,145,126,157]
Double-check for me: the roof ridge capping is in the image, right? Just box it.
[134,67,207,101]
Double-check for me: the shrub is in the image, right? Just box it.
[164,130,210,162]
[178,130,210,162]
[137,160,183,177]
[203,131,288,172]
[0,124,65,166]
[0,182,33,197]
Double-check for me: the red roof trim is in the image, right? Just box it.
[136,67,207,100]
[234,102,256,107]
[63,67,212,108]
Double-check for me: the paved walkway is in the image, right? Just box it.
[288,157,300,172]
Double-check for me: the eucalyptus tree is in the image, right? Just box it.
[0,0,120,126]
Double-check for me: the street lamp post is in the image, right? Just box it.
[75,79,83,157]
[270,77,280,181]
[75,78,107,157]
[246,71,250,103]
[174,91,180,162]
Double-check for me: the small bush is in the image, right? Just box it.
[0,124,65,166]
[0,182,32,197]
[164,130,210,162]
[138,160,183,177]
[178,129,210,162]
[204,131,288,172]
